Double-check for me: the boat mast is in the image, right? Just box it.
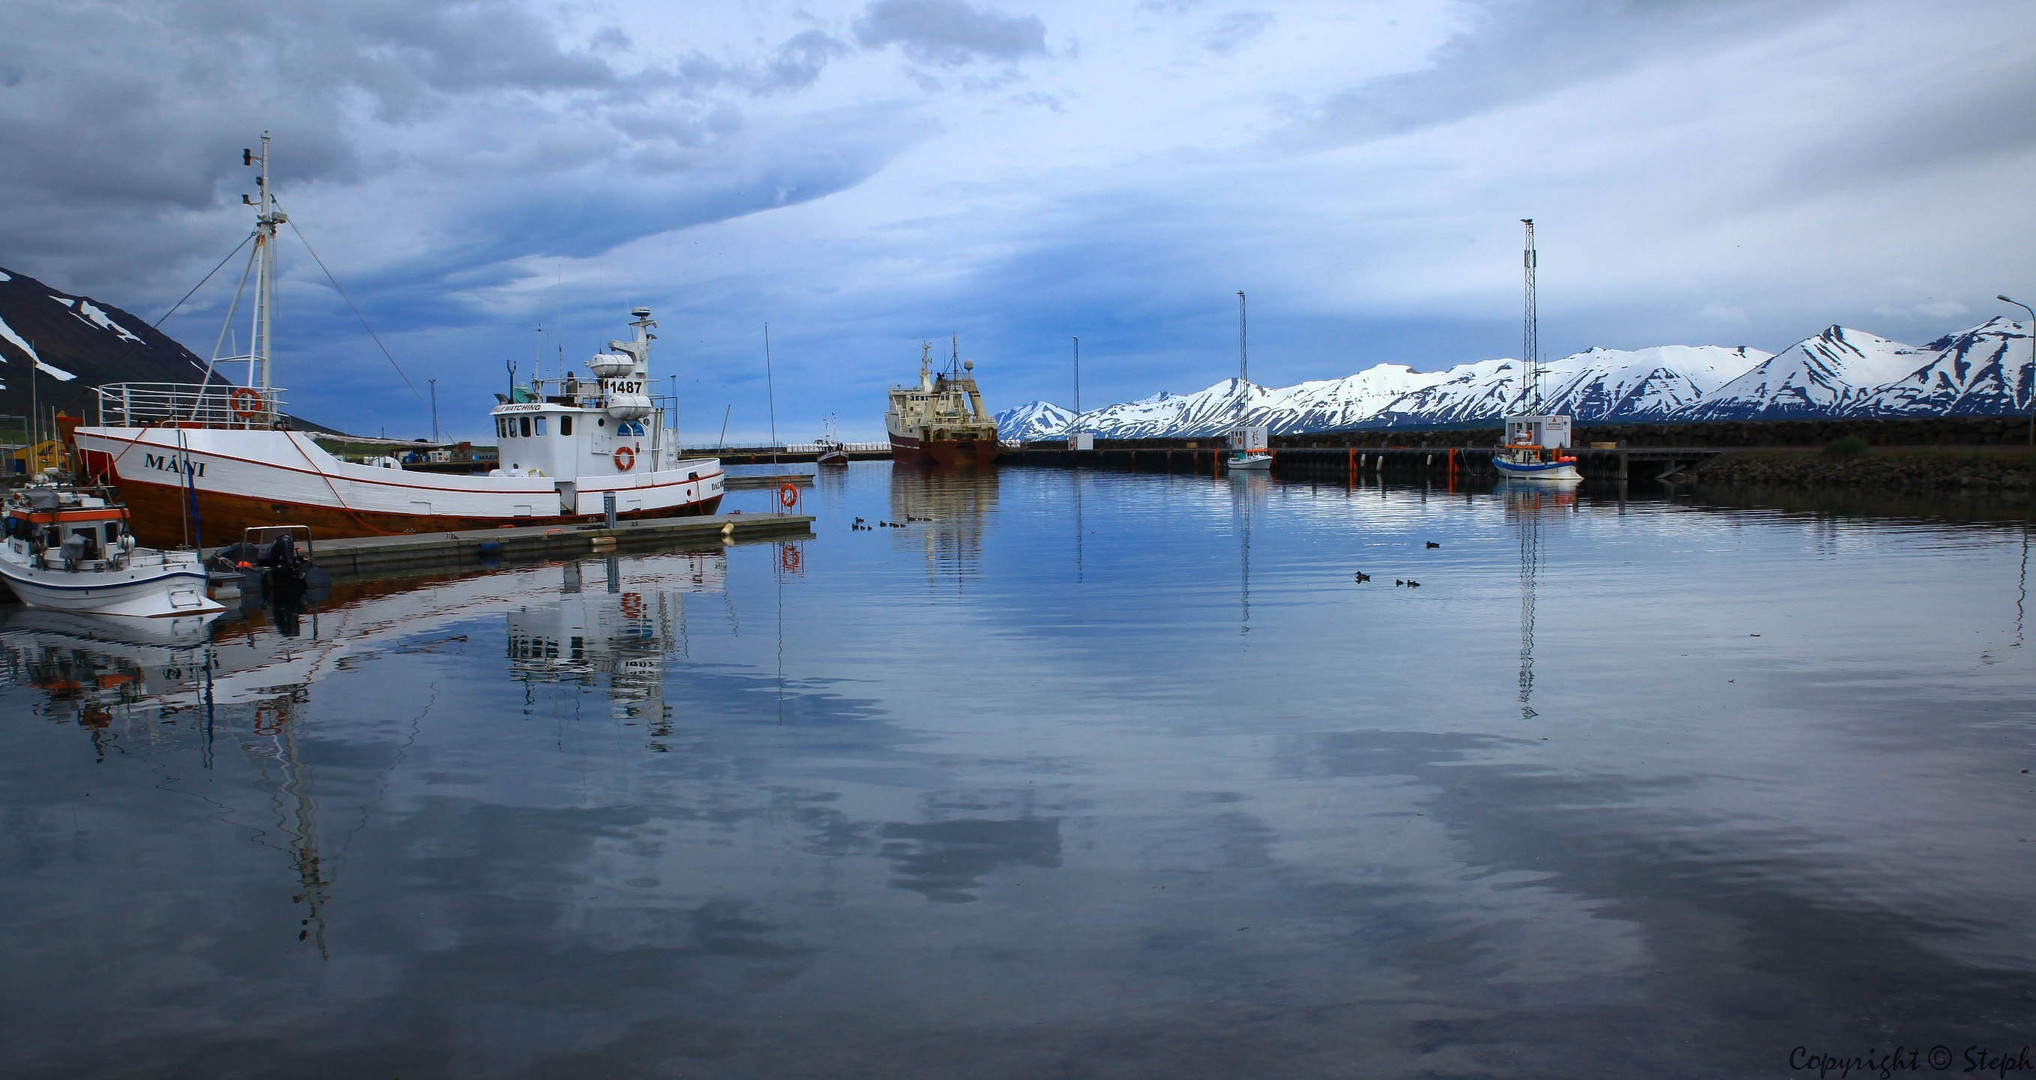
[1521,218,1537,413]
[244,132,282,392]
[1237,290,1248,426]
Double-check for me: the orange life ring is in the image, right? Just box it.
[229,387,263,417]
[777,483,799,509]
[613,446,635,471]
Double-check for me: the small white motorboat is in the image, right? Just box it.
[0,488,224,619]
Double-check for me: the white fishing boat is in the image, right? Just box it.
[1494,219,1583,482]
[71,133,724,546]
[1227,290,1272,471]
[0,488,224,618]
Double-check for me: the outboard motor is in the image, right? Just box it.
[260,533,307,586]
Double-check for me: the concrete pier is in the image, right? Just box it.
[214,513,814,580]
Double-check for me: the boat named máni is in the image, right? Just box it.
[71,134,723,545]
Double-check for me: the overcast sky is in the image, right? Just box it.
[3,0,2033,441]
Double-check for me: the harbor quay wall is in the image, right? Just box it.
[1006,418,2036,488]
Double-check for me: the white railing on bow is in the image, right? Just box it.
[93,382,288,428]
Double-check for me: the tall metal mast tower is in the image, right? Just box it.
[1521,218,1538,412]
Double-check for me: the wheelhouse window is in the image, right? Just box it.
[561,416,573,436]
[536,417,547,436]
[520,416,532,438]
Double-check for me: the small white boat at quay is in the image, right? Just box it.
[1227,291,1273,472]
[1495,219,1584,483]
[0,488,224,619]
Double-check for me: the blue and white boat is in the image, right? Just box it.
[1495,221,1582,482]
[1494,413,1582,481]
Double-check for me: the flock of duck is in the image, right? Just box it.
[850,516,930,532]
[1352,540,1440,588]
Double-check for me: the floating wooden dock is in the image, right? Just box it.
[724,472,817,490]
[214,513,814,580]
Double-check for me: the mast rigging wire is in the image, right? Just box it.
[155,232,255,328]
[283,215,425,404]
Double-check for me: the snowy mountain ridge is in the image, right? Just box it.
[995,318,2035,440]
[0,265,213,418]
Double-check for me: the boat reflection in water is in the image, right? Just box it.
[508,552,727,732]
[0,549,730,958]
[0,609,219,740]
[1502,477,1579,719]
[888,465,998,585]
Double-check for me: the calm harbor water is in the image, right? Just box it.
[2,465,2033,1078]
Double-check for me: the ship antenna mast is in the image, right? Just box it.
[246,133,283,391]
[1522,218,1538,412]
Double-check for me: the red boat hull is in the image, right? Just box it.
[888,433,1000,467]
[110,479,723,549]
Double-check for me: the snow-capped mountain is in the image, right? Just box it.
[996,318,2032,439]
[1000,343,1768,438]
[1537,345,1769,419]
[1678,326,1931,421]
[1046,379,1262,439]
[1853,317,2032,417]
[998,400,1077,440]
[0,265,211,418]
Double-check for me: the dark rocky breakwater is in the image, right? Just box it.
[1692,447,2036,493]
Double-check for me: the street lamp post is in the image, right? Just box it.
[428,378,438,443]
[2000,295,2035,447]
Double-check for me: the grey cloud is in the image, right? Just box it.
[854,0,1048,66]
[1755,53,2036,202]
[764,29,852,91]
[0,0,868,305]
[1295,0,1832,147]
[674,29,850,95]
[1207,10,1274,56]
